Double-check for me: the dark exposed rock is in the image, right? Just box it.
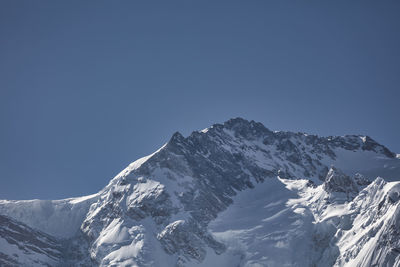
[323,167,359,197]
[354,173,371,186]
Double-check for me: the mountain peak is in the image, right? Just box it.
[2,119,399,266]
[222,117,270,133]
[169,131,185,143]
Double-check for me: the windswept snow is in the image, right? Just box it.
[208,177,315,267]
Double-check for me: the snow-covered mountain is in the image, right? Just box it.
[1,118,400,266]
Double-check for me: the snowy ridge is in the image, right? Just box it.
[0,118,399,266]
[0,193,99,238]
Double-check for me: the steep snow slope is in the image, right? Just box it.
[0,118,399,266]
[332,179,400,266]
[0,193,99,238]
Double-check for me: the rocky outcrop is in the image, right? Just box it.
[323,166,359,197]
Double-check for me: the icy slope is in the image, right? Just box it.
[0,118,399,266]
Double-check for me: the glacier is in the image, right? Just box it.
[1,118,400,266]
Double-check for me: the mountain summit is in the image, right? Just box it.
[1,118,400,266]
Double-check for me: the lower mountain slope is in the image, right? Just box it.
[0,214,63,266]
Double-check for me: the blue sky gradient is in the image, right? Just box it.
[1,1,399,199]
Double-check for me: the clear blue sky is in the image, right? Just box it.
[1,1,399,200]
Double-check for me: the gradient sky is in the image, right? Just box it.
[1,1,399,200]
